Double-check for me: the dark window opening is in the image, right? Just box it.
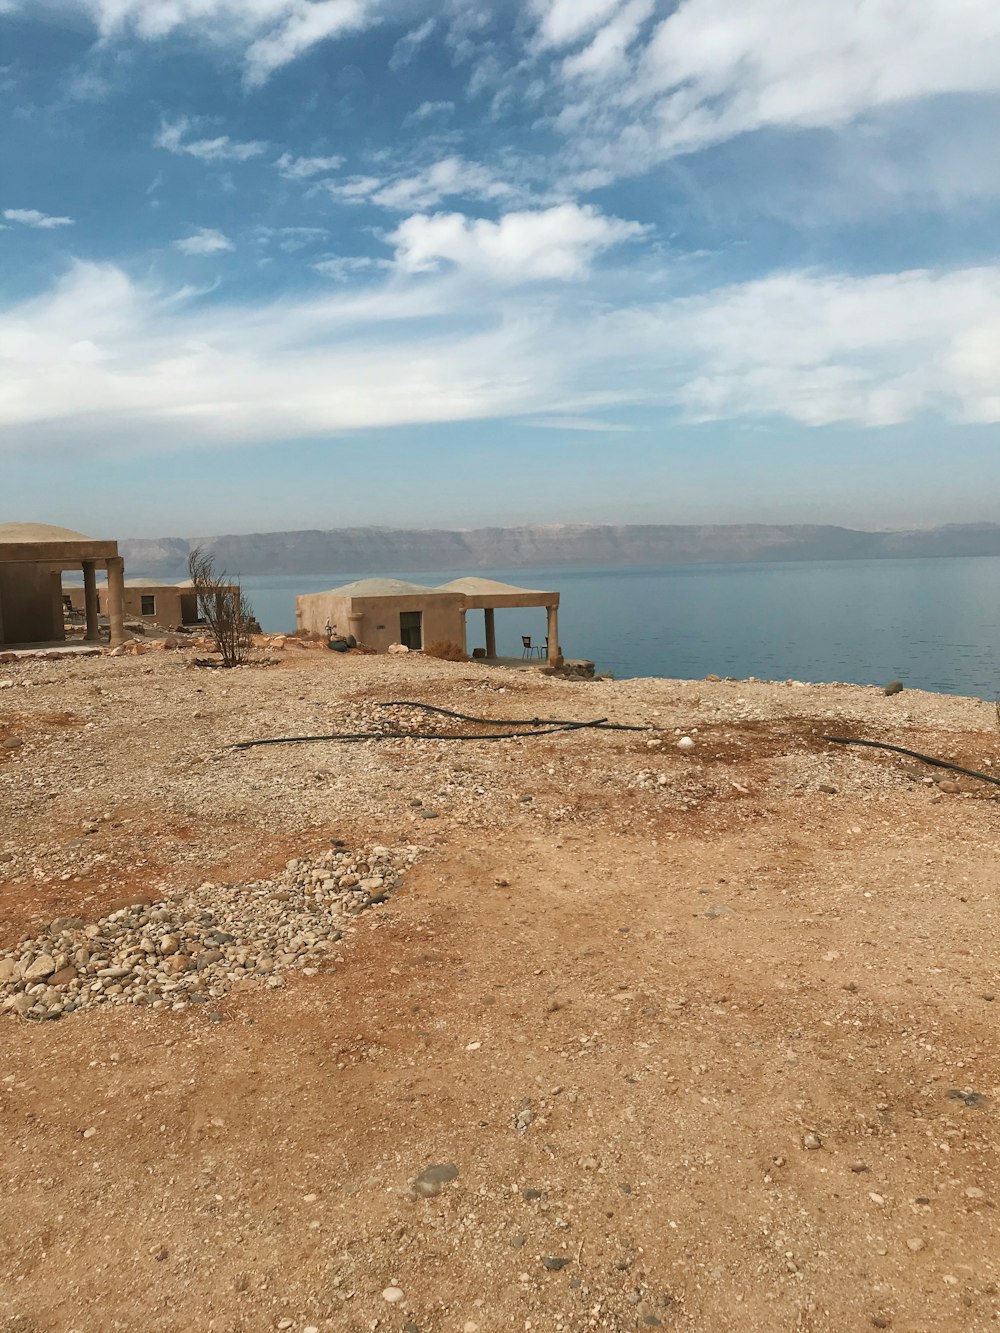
[140,595,156,616]
[399,610,422,650]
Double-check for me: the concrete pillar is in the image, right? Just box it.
[348,611,364,644]
[459,609,467,657]
[106,556,127,647]
[484,607,497,659]
[50,569,66,642]
[546,604,562,667]
[82,560,101,641]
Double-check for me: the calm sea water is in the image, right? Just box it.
[238,557,1000,698]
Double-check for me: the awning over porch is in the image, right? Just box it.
[436,577,560,664]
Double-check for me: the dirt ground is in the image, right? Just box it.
[1,646,998,1332]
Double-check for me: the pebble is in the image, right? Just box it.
[677,736,695,750]
[412,1162,459,1198]
[0,844,420,1020]
[802,1133,822,1150]
[382,1287,405,1303]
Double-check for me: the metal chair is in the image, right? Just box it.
[521,635,534,659]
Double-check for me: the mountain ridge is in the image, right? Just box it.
[118,521,1000,579]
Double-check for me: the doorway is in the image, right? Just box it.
[399,610,423,650]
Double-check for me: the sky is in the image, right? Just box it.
[2,0,1000,538]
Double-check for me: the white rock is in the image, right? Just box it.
[382,1286,405,1303]
[677,736,695,750]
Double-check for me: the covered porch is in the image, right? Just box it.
[438,577,562,668]
[0,524,128,649]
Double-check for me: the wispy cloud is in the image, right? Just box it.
[389,17,435,71]
[3,207,75,229]
[156,117,268,163]
[541,0,1000,177]
[174,227,234,255]
[3,258,1000,454]
[274,151,344,180]
[406,100,455,124]
[8,0,385,86]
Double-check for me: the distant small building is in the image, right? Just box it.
[295,576,561,665]
[0,522,127,648]
[66,577,235,629]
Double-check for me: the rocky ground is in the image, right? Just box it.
[1,645,998,1332]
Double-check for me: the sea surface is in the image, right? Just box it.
[239,556,1000,698]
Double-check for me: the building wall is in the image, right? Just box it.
[296,592,466,653]
[67,585,190,626]
[0,561,63,644]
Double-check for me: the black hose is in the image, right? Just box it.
[823,736,1000,789]
[233,717,620,750]
[377,701,650,732]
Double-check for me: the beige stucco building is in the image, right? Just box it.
[65,578,223,630]
[0,523,127,648]
[296,576,562,665]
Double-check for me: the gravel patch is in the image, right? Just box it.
[0,842,420,1020]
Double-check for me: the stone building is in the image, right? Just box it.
[0,523,127,648]
[65,578,230,630]
[295,576,561,665]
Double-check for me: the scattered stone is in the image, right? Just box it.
[412,1162,459,1198]
[936,779,960,794]
[906,1238,926,1252]
[802,1133,822,1151]
[382,1287,405,1304]
[677,736,695,750]
[23,954,56,982]
[0,844,420,1020]
[542,1256,571,1271]
[883,681,904,695]
[817,783,838,795]
[948,1089,989,1109]
[850,1161,869,1173]
[706,903,733,919]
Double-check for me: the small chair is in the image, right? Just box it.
[521,635,534,659]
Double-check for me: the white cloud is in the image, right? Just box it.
[3,208,75,229]
[243,0,369,87]
[156,118,268,162]
[388,203,647,280]
[531,0,627,50]
[560,0,652,81]
[23,0,383,86]
[389,17,435,71]
[174,228,234,255]
[3,258,1000,455]
[371,157,514,211]
[407,100,455,123]
[551,0,1000,170]
[274,151,344,179]
[313,255,383,279]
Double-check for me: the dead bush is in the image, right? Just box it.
[187,546,255,668]
[423,640,469,662]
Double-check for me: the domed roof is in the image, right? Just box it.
[0,522,95,543]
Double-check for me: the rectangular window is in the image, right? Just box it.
[140,595,155,616]
[399,610,422,650]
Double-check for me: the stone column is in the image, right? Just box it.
[82,560,101,641]
[106,556,127,647]
[50,569,66,642]
[459,608,467,657]
[484,607,497,659]
[546,604,562,667]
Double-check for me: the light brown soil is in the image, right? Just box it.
[1,648,999,1332]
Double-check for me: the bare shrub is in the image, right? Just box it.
[423,640,469,662]
[187,546,254,668]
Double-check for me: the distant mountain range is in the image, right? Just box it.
[120,522,1000,580]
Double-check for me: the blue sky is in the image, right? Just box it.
[3,0,1000,538]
